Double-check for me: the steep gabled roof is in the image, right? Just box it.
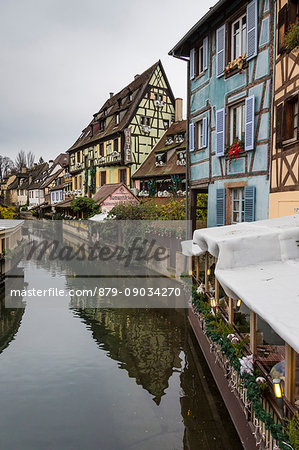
[68,61,174,152]
[93,183,137,204]
[132,121,186,179]
[26,162,49,190]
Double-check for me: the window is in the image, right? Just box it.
[284,97,298,141]
[231,188,244,223]
[56,192,59,202]
[229,102,245,145]
[163,119,169,130]
[231,14,247,60]
[99,143,104,156]
[119,169,127,185]
[195,45,204,75]
[195,120,204,149]
[115,113,120,125]
[76,151,81,163]
[99,120,105,131]
[100,171,106,186]
[114,138,119,152]
[128,92,133,102]
[141,117,151,126]
[60,191,63,201]
[154,93,163,101]
[74,177,77,190]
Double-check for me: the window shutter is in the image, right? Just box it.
[276,103,283,148]
[247,0,258,60]
[189,122,195,152]
[216,189,226,226]
[216,25,226,78]
[216,108,225,156]
[244,186,256,222]
[202,116,208,148]
[203,36,209,71]
[245,95,255,151]
[190,48,195,80]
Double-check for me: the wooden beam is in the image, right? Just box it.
[228,297,234,324]
[215,277,220,307]
[250,311,257,355]
[196,256,200,282]
[285,343,296,404]
[205,252,209,292]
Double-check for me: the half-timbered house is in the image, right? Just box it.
[170,0,275,229]
[269,0,299,218]
[67,61,175,195]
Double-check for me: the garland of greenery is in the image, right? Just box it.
[83,170,88,196]
[90,167,96,194]
[192,288,291,450]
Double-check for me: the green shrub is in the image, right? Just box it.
[286,412,299,450]
[284,22,299,53]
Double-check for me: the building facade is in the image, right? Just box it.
[170,0,275,228]
[67,61,175,195]
[132,100,186,198]
[269,0,299,218]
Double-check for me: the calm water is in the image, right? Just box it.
[0,255,242,449]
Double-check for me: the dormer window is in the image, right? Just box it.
[155,152,166,167]
[165,136,174,146]
[99,120,105,131]
[116,113,120,125]
[128,92,133,102]
[117,99,122,108]
[103,108,107,117]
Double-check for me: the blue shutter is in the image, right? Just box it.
[216,108,225,156]
[247,0,258,60]
[202,116,208,148]
[244,186,256,222]
[216,25,226,78]
[216,189,226,226]
[190,48,195,80]
[189,122,195,152]
[203,36,209,71]
[245,95,255,150]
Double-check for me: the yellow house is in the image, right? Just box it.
[67,61,175,196]
[269,0,299,218]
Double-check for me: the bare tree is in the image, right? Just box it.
[15,150,27,172]
[0,156,14,180]
[26,151,35,168]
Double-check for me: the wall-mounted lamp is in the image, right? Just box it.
[210,298,217,315]
[207,269,211,276]
[236,299,242,309]
[273,378,285,426]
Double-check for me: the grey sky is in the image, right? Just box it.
[0,0,215,163]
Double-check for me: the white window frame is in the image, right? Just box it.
[229,102,245,145]
[115,113,120,125]
[231,188,244,224]
[196,120,204,149]
[231,14,247,60]
[198,45,204,75]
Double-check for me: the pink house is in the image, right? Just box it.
[93,183,138,212]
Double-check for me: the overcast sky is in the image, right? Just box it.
[0,0,215,163]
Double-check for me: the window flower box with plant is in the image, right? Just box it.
[224,54,247,76]
[225,138,244,167]
[284,22,299,53]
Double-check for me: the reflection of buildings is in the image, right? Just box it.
[75,308,183,405]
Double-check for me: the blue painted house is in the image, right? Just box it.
[170,0,275,228]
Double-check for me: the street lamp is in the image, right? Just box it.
[207,269,211,276]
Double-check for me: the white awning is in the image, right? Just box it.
[182,215,299,353]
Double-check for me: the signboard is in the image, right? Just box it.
[124,128,132,164]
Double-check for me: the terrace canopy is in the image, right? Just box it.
[182,214,299,354]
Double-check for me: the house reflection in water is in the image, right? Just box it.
[74,308,183,405]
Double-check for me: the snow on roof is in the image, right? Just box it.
[0,220,24,231]
[182,214,299,352]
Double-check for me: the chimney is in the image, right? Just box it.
[109,92,114,99]
[134,74,140,80]
[21,166,27,174]
[175,98,183,122]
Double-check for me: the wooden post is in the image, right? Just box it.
[204,253,208,292]
[215,277,219,307]
[228,297,234,324]
[285,343,296,404]
[196,256,200,282]
[250,311,257,355]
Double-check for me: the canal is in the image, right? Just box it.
[0,235,242,449]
